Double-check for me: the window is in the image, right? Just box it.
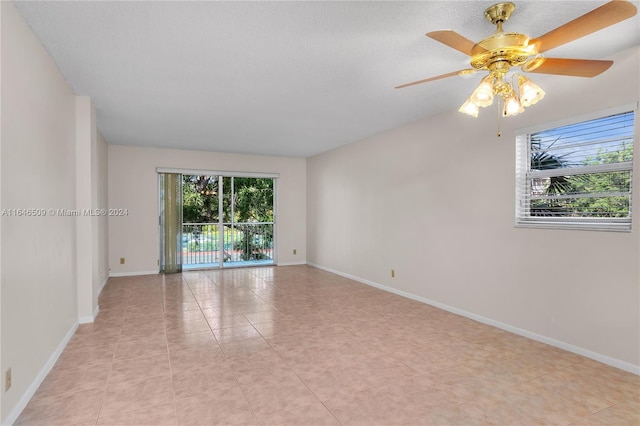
[516,107,636,231]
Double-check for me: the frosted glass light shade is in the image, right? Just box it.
[503,92,523,116]
[470,76,494,107]
[459,98,479,117]
[518,75,545,107]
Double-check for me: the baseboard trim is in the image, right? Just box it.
[109,270,158,277]
[78,305,100,324]
[98,275,109,295]
[3,322,79,426]
[276,261,307,267]
[307,262,640,376]
[109,265,306,276]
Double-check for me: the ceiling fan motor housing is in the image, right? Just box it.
[470,33,534,71]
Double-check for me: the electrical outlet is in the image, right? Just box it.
[391,269,395,278]
[120,257,125,264]
[5,368,11,392]
[293,249,297,255]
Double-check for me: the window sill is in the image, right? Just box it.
[515,220,631,232]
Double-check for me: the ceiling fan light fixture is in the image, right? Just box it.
[397,1,637,123]
[459,98,480,117]
[517,75,545,107]
[470,76,495,107]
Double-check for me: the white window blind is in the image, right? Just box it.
[516,109,635,231]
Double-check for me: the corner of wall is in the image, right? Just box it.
[0,3,4,421]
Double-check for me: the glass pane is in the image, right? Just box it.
[223,177,275,266]
[530,196,630,218]
[182,175,220,268]
[529,170,631,218]
[530,111,634,170]
[530,170,632,196]
[178,174,275,268]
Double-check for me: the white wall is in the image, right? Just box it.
[1,2,78,422]
[75,96,95,322]
[108,145,306,275]
[0,4,4,421]
[1,4,110,422]
[76,97,109,322]
[307,47,640,371]
[96,132,109,295]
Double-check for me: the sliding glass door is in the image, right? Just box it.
[182,175,222,267]
[160,170,275,271]
[221,177,274,267]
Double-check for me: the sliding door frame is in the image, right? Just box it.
[157,167,279,270]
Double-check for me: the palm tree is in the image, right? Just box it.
[529,136,575,217]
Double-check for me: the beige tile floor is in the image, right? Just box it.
[16,265,639,425]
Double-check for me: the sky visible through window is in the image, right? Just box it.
[523,110,635,221]
[530,111,634,169]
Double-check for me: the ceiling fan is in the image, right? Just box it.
[396,0,638,118]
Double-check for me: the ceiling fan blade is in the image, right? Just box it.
[427,30,477,56]
[530,0,637,53]
[524,58,613,77]
[395,70,470,89]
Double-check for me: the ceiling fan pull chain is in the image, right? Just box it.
[496,97,502,138]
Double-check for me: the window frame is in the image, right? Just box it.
[515,104,637,232]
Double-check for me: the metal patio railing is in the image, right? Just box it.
[182,222,274,267]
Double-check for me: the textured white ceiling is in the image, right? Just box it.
[13,1,640,157]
